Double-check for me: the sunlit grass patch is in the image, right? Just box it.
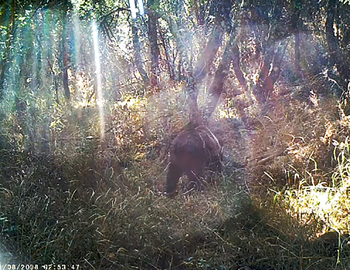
[281,137,350,235]
[283,184,350,233]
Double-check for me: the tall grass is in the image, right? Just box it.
[1,85,350,269]
[282,137,350,235]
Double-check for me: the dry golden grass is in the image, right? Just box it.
[1,83,350,269]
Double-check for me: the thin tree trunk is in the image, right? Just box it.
[326,0,338,64]
[230,39,251,122]
[326,0,349,90]
[193,23,225,83]
[254,43,275,104]
[254,39,288,106]
[147,0,160,88]
[0,0,15,100]
[189,23,225,125]
[61,11,70,99]
[206,34,235,120]
[231,42,248,92]
[193,0,206,26]
[132,23,149,85]
[158,22,175,80]
[292,0,302,77]
[294,32,301,76]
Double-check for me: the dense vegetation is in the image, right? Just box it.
[1,0,350,269]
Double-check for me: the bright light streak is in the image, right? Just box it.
[92,21,105,139]
[137,0,145,16]
[73,13,81,68]
[129,0,137,19]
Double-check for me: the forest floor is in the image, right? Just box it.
[1,131,349,270]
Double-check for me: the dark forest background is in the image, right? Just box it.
[1,0,350,269]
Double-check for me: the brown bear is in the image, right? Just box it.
[165,125,223,195]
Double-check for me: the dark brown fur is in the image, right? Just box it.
[165,125,222,195]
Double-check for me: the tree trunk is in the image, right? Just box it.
[165,15,199,122]
[0,0,15,100]
[206,34,235,120]
[326,0,338,64]
[231,42,248,92]
[189,23,225,125]
[158,22,175,80]
[291,0,302,77]
[193,0,206,26]
[147,0,160,88]
[254,40,287,106]
[231,40,251,122]
[61,11,70,99]
[325,0,349,90]
[254,43,275,104]
[294,32,301,76]
[132,23,149,85]
[193,23,225,83]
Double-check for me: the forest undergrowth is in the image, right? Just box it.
[1,84,350,269]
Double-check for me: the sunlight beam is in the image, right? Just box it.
[137,0,145,16]
[129,0,137,19]
[92,21,105,139]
